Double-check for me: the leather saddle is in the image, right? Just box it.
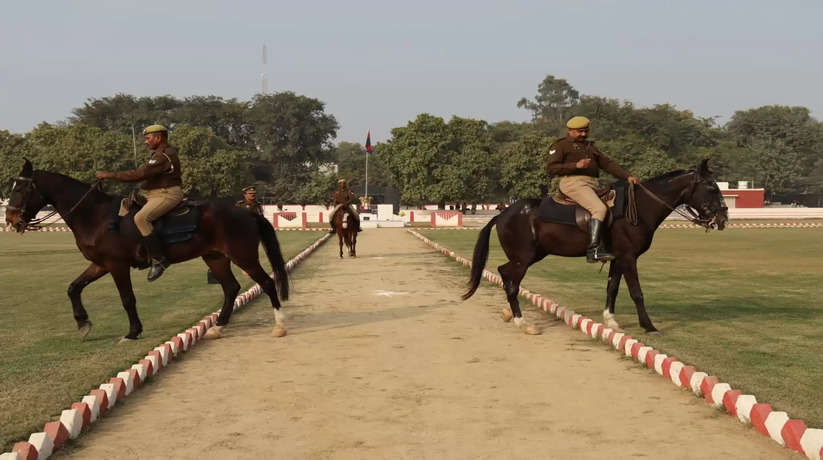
[114,191,201,244]
[537,181,628,231]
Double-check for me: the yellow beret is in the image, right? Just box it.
[566,116,590,129]
[142,124,168,135]
[242,186,256,193]
[338,179,346,183]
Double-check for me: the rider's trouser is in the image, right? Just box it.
[134,186,183,236]
[330,203,360,221]
[558,176,607,221]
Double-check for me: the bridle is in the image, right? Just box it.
[7,175,101,230]
[627,173,721,231]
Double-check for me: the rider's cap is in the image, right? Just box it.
[338,179,346,183]
[566,116,590,129]
[242,186,256,193]
[142,124,168,135]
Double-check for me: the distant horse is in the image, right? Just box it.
[463,160,728,335]
[333,207,358,258]
[5,159,290,341]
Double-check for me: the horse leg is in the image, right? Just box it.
[202,254,240,339]
[620,258,658,333]
[110,266,143,341]
[603,261,623,330]
[351,231,357,257]
[498,261,540,335]
[232,258,286,337]
[338,230,344,258]
[67,263,109,340]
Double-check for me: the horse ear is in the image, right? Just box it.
[21,158,33,177]
[697,158,710,177]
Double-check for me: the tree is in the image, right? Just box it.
[517,75,580,130]
[379,114,450,206]
[0,130,29,198]
[334,141,391,197]
[246,92,339,202]
[70,94,182,135]
[498,133,553,199]
[169,124,253,198]
[23,123,136,196]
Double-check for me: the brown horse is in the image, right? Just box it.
[4,159,289,341]
[463,160,728,335]
[333,207,358,258]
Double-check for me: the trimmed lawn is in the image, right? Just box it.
[0,231,323,450]
[420,226,823,428]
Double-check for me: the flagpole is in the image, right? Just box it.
[365,130,369,205]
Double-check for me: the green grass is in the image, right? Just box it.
[0,231,322,450]
[420,226,823,428]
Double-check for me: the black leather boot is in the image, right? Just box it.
[328,220,336,234]
[142,232,169,282]
[586,219,614,263]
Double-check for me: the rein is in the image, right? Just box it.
[627,180,713,230]
[12,176,102,230]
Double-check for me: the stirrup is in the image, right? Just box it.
[586,248,614,263]
[147,259,168,282]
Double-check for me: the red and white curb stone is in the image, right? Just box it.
[0,226,331,233]
[407,229,823,460]
[1,233,331,460]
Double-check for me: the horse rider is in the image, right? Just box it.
[236,186,264,216]
[547,116,639,263]
[328,179,361,233]
[96,124,183,281]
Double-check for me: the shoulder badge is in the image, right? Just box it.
[148,159,159,165]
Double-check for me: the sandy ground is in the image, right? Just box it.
[56,229,796,460]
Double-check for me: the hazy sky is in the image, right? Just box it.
[1,1,821,144]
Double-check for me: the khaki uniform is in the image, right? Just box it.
[236,199,264,216]
[112,145,183,236]
[547,136,631,220]
[331,187,359,220]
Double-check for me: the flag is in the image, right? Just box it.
[365,130,372,153]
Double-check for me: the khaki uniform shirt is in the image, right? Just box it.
[236,199,264,216]
[111,145,183,190]
[334,188,354,205]
[546,137,630,180]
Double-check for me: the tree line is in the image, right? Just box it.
[2,74,822,206]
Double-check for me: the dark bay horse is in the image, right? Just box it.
[463,160,728,335]
[333,207,358,258]
[5,160,289,341]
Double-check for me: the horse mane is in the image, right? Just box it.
[33,170,112,202]
[643,169,693,185]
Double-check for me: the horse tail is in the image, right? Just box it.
[255,213,289,301]
[462,214,499,300]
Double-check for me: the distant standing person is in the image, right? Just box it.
[236,186,264,216]
[547,116,639,263]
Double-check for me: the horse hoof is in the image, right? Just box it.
[118,336,137,344]
[500,309,514,322]
[204,325,223,339]
[78,322,93,340]
[646,330,662,336]
[272,326,287,337]
[523,325,542,335]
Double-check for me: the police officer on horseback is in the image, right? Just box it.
[328,179,361,234]
[547,116,639,263]
[96,124,182,281]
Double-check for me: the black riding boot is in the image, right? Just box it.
[328,220,336,234]
[142,232,169,282]
[586,219,614,263]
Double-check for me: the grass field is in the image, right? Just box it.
[0,231,323,450]
[420,226,823,429]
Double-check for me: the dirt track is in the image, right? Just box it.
[57,229,795,459]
